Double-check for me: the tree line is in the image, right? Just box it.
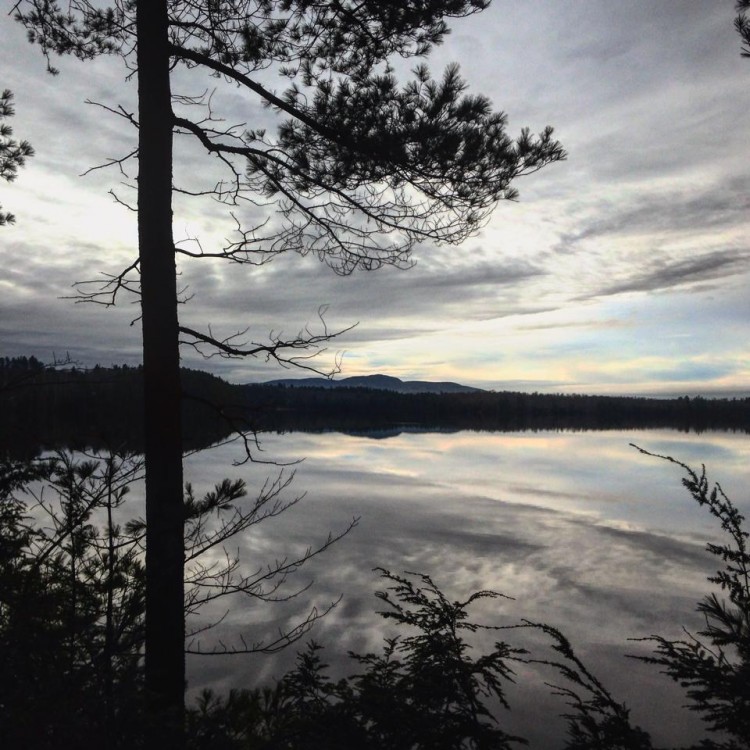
[0,359,239,458]
[1,358,748,459]
[243,382,750,435]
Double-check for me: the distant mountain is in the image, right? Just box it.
[256,374,483,394]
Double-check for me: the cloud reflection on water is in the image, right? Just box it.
[184,428,748,748]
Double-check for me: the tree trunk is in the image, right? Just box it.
[137,1,185,747]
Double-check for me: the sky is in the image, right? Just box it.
[1,1,749,396]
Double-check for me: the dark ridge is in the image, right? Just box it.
[260,374,482,394]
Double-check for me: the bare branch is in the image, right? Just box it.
[178,307,354,376]
[67,256,141,307]
[186,597,342,656]
[80,148,138,178]
[84,98,138,128]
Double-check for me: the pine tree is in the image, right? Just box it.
[736,0,750,57]
[0,89,34,226]
[12,3,565,745]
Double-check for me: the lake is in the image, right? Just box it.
[181,428,749,747]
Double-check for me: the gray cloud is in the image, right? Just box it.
[556,185,750,255]
[515,318,629,333]
[586,249,749,298]
[177,247,547,342]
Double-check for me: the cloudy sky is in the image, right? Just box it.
[1,1,748,395]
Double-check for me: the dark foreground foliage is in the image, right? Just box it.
[188,571,527,750]
[630,449,750,749]
[0,453,144,749]
[1,449,749,748]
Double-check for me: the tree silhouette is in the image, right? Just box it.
[737,0,750,57]
[0,89,34,226]
[0,452,145,749]
[12,2,565,745]
[0,448,349,746]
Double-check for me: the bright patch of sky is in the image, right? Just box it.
[0,1,748,396]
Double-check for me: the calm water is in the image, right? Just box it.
[182,428,749,747]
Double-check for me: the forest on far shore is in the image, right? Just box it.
[1,356,748,458]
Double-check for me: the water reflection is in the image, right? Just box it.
[183,429,749,748]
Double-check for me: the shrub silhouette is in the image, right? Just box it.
[3,449,750,748]
[188,569,527,749]
[630,450,750,749]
